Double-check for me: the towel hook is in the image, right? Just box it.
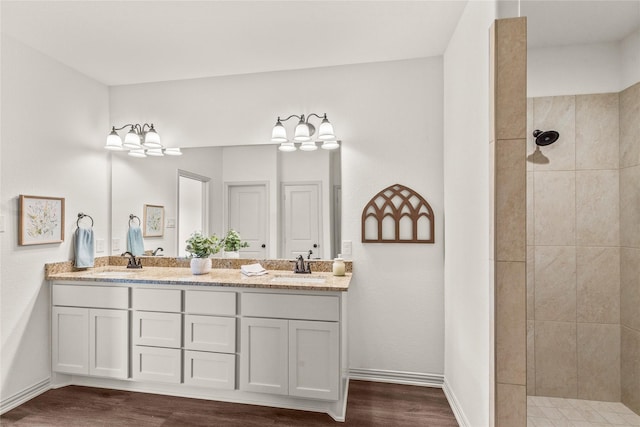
[129,214,141,227]
[77,212,94,227]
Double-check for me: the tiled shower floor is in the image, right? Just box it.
[528,396,640,427]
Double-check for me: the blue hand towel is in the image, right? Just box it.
[127,225,145,256]
[74,227,95,268]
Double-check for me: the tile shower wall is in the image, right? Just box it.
[526,92,622,402]
[620,81,640,415]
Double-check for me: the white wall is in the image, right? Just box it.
[528,28,640,98]
[0,36,110,404]
[443,1,496,426]
[110,58,446,378]
[621,27,640,90]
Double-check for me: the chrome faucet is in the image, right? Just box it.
[152,247,164,256]
[121,251,142,269]
[292,254,312,274]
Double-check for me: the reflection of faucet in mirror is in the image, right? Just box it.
[121,251,142,269]
[152,247,164,256]
[292,255,312,274]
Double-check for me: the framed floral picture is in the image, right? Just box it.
[143,204,164,237]
[19,195,65,245]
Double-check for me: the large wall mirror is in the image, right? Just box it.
[111,144,341,260]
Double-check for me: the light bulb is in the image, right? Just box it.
[104,129,123,150]
[123,127,142,149]
[271,120,288,143]
[142,125,162,148]
[321,140,340,150]
[164,148,183,156]
[128,149,146,158]
[317,116,336,140]
[278,142,297,152]
[299,141,317,151]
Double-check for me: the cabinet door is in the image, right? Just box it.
[289,320,339,400]
[132,346,181,383]
[52,306,89,375]
[133,311,181,348]
[184,350,235,389]
[89,309,129,379]
[184,315,236,353]
[240,318,288,395]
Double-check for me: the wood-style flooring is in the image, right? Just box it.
[1,380,458,426]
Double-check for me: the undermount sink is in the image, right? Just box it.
[270,275,326,284]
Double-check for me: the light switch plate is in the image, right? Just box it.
[96,239,105,253]
[166,218,176,228]
[112,238,120,252]
[341,240,352,256]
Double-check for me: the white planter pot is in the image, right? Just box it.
[223,251,240,259]
[190,257,212,275]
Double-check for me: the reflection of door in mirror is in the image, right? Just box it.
[281,183,321,260]
[178,171,210,257]
[226,183,267,259]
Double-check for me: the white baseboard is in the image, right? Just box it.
[443,377,471,427]
[348,368,444,388]
[0,378,51,415]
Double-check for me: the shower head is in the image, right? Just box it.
[533,129,560,146]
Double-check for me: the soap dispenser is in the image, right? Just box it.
[333,254,345,276]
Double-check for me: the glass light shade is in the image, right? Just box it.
[321,140,340,150]
[146,148,164,156]
[123,128,142,149]
[104,130,123,150]
[271,121,288,143]
[128,149,146,158]
[164,148,183,156]
[317,117,336,140]
[299,141,318,151]
[293,120,311,142]
[278,141,297,152]
[142,127,162,148]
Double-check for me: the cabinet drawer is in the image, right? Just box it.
[184,315,236,353]
[132,288,181,312]
[183,350,235,389]
[133,311,181,348]
[242,293,339,321]
[132,346,181,383]
[53,284,128,309]
[185,290,236,316]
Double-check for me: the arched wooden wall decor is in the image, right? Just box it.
[361,184,435,243]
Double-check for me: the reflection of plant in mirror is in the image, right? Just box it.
[222,229,250,252]
[185,232,222,258]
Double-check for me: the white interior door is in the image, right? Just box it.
[227,183,267,258]
[282,183,320,259]
[178,172,210,257]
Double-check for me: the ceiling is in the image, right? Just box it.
[1,1,638,87]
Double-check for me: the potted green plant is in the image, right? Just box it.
[222,229,249,258]
[185,231,222,274]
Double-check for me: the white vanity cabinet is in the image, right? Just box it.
[49,275,348,421]
[240,292,340,401]
[52,284,129,379]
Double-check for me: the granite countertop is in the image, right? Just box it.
[46,265,351,292]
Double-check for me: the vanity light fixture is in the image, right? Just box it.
[271,113,340,152]
[104,123,182,157]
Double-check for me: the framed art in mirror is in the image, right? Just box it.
[143,204,164,237]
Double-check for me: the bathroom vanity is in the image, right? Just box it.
[46,262,350,421]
